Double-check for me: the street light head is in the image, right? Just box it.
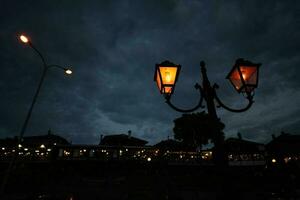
[65,69,73,75]
[19,35,29,43]
[154,60,181,96]
[226,58,261,94]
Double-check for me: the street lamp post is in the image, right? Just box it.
[0,34,73,195]
[154,59,261,166]
[18,34,72,147]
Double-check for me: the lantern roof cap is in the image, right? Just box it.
[235,58,261,66]
[157,60,180,67]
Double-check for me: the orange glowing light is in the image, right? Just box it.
[227,59,260,94]
[154,61,181,95]
[160,67,178,85]
[165,71,171,82]
[241,71,247,80]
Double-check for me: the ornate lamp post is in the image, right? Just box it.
[0,34,73,195]
[154,59,261,166]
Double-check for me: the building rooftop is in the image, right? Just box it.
[0,130,69,147]
[225,137,265,153]
[99,133,148,146]
[266,132,300,154]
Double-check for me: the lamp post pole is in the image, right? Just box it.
[200,61,226,166]
[19,64,47,142]
[0,35,72,196]
[155,59,261,167]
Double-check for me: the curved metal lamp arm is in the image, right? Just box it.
[28,42,47,68]
[47,64,68,71]
[213,84,254,113]
[165,84,205,113]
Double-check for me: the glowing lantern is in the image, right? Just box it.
[154,60,181,95]
[227,58,261,94]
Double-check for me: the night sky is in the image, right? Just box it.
[0,0,299,145]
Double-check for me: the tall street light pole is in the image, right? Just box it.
[154,59,261,167]
[0,34,73,196]
[18,35,72,141]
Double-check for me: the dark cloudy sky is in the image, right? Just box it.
[0,0,299,145]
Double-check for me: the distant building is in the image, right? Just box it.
[6,130,299,166]
[0,129,69,148]
[225,138,265,154]
[266,132,300,164]
[153,139,202,163]
[0,137,17,149]
[0,130,70,160]
[23,130,69,147]
[99,132,148,147]
[224,133,265,166]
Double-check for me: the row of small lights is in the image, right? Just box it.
[59,149,294,164]
[1,144,53,156]
[3,145,292,164]
[0,147,261,161]
[60,148,207,161]
[272,156,299,164]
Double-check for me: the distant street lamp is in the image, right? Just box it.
[17,34,72,141]
[154,59,261,166]
[0,34,73,195]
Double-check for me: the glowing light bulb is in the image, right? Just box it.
[165,71,171,83]
[20,35,29,43]
[242,72,246,80]
[241,69,248,80]
[65,69,72,75]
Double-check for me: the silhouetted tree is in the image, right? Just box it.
[173,111,225,150]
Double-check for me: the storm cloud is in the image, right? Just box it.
[0,0,299,144]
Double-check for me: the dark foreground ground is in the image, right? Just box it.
[0,160,299,200]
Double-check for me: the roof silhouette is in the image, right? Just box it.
[99,134,148,146]
[225,137,265,153]
[267,132,300,154]
[0,130,69,147]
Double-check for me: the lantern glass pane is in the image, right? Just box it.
[159,67,178,86]
[229,68,243,90]
[240,66,257,85]
[164,86,173,94]
[156,69,162,92]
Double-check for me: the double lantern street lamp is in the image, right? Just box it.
[0,34,73,195]
[154,59,261,166]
